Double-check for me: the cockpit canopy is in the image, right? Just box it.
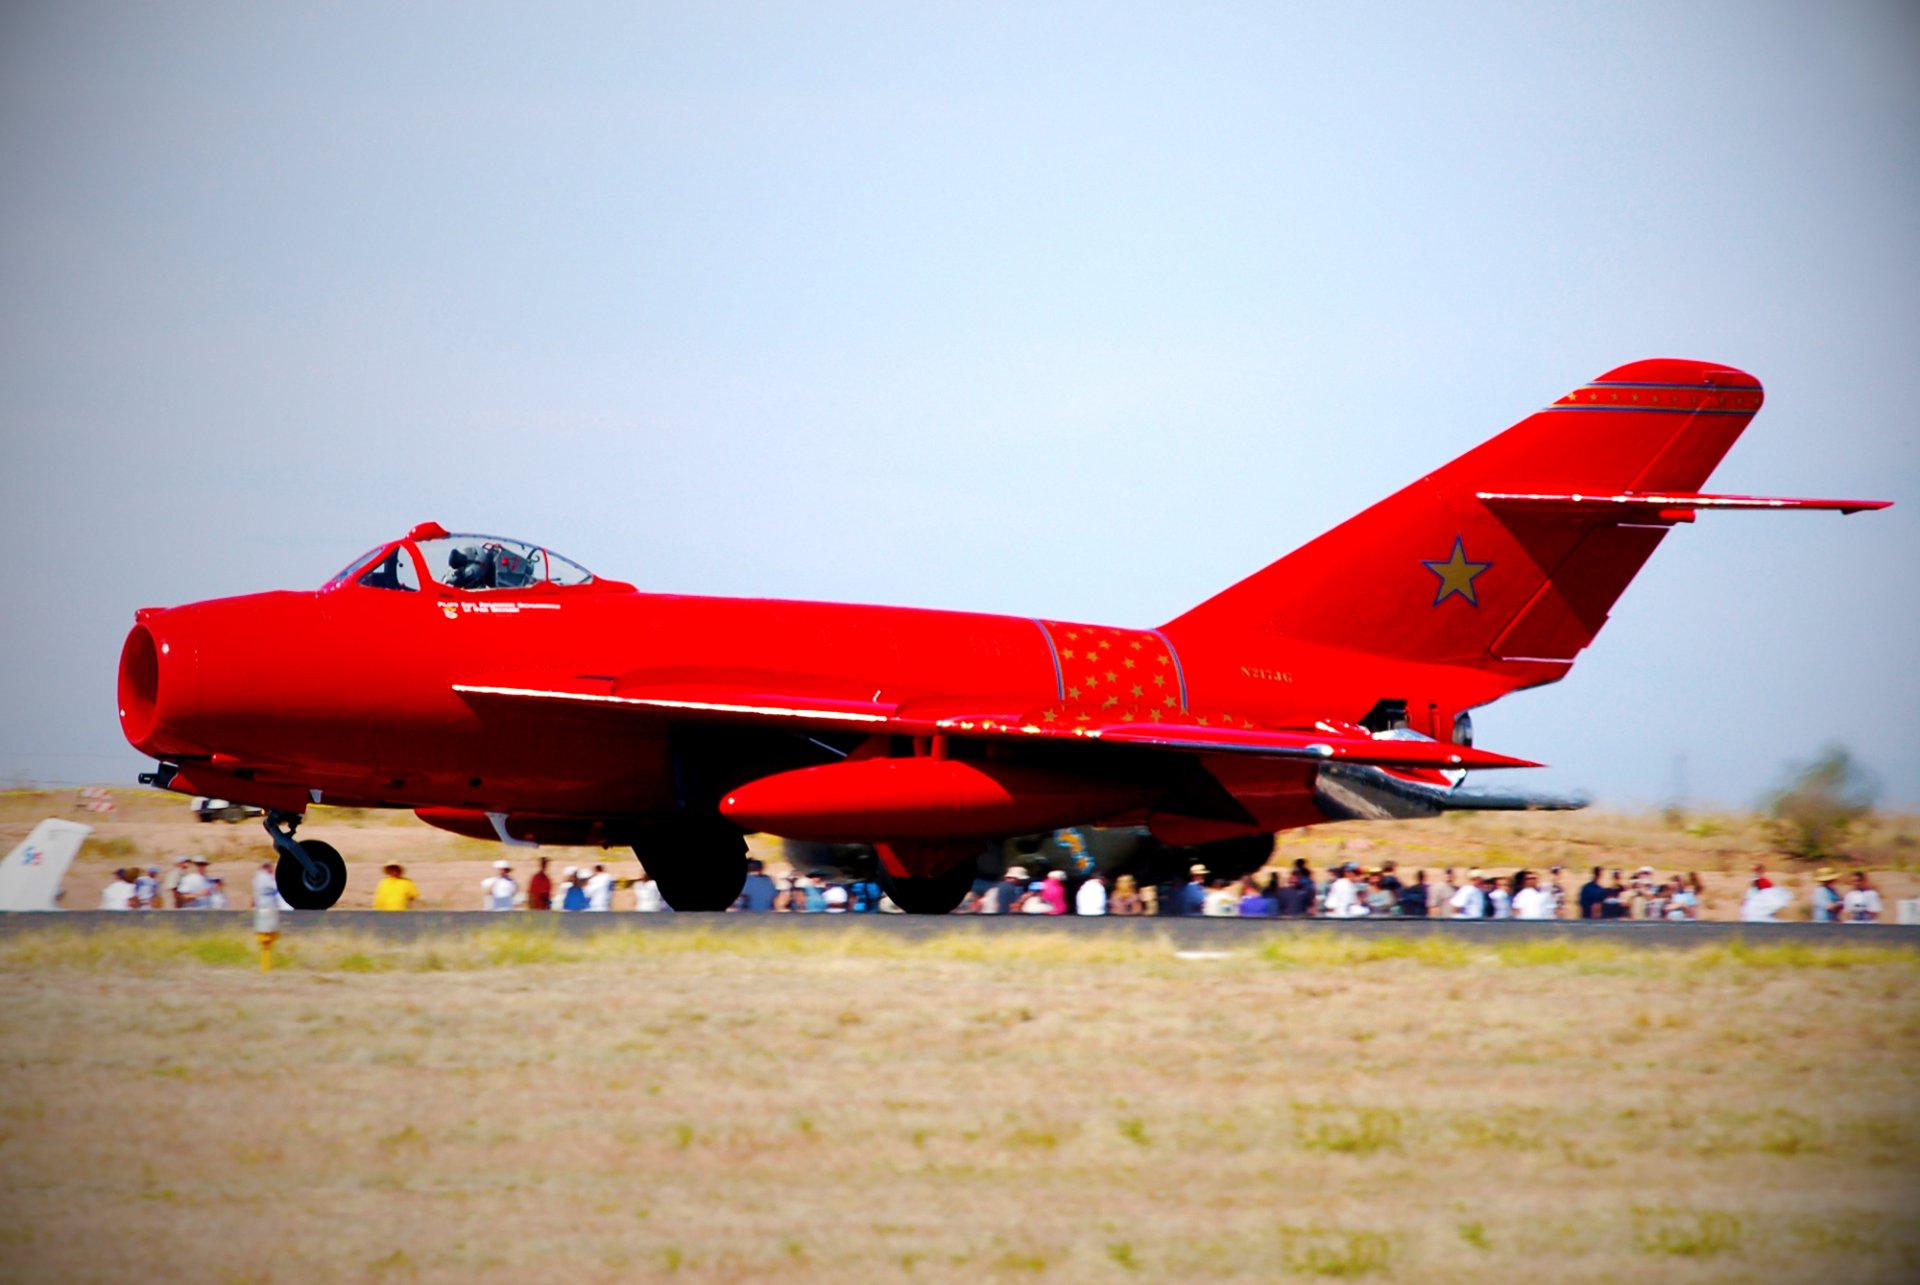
[327,522,598,593]
[415,533,594,590]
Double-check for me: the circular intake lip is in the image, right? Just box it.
[118,624,161,748]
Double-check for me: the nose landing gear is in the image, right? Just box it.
[264,810,348,910]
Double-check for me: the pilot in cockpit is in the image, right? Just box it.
[447,545,494,590]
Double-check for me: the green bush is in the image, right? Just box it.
[1765,745,1877,861]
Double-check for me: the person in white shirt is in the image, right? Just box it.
[1511,870,1553,920]
[176,858,212,909]
[1449,876,1487,919]
[1843,872,1883,923]
[823,882,850,913]
[251,861,279,910]
[1075,875,1108,917]
[205,877,229,910]
[1202,881,1239,917]
[630,871,666,912]
[1741,879,1791,922]
[585,863,614,912]
[100,869,137,911]
[1488,879,1513,920]
[1323,865,1364,917]
[481,860,518,910]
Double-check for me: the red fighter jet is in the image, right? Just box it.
[118,359,1887,912]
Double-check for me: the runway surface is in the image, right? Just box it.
[4,910,1916,948]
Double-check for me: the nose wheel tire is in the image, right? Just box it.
[881,860,976,915]
[277,839,347,911]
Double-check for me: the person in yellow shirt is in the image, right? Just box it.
[372,863,420,911]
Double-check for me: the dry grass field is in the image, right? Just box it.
[11,789,1920,917]
[0,924,1915,1283]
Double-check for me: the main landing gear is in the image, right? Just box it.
[879,860,976,915]
[634,817,748,912]
[875,842,980,915]
[265,810,347,910]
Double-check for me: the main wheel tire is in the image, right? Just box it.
[277,839,347,910]
[638,821,748,912]
[881,859,976,915]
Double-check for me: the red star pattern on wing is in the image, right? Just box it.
[1014,621,1254,735]
[1040,621,1182,722]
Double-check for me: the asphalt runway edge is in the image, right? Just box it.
[3,911,1916,949]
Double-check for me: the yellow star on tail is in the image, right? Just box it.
[1422,536,1492,607]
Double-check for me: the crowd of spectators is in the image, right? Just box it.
[96,855,233,910]
[91,851,1891,923]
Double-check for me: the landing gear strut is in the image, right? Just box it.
[264,810,347,911]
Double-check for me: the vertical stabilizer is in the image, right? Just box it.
[0,818,93,911]
[1162,359,1765,683]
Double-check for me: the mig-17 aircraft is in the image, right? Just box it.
[118,359,1887,911]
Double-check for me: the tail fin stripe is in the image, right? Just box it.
[1544,406,1754,416]
[1586,380,1748,390]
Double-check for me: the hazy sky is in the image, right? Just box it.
[2,2,1915,808]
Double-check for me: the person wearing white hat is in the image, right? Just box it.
[985,866,1028,915]
[481,860,517,910]
[162,855,190,908]
[1169,864,1207,916]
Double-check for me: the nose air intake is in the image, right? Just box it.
[118,625,161,746]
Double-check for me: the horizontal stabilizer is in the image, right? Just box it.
[1081,722,1538,769]
[1478,491,1891,520]
[1440,784,1590,811]
[1314,764,1586,822]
